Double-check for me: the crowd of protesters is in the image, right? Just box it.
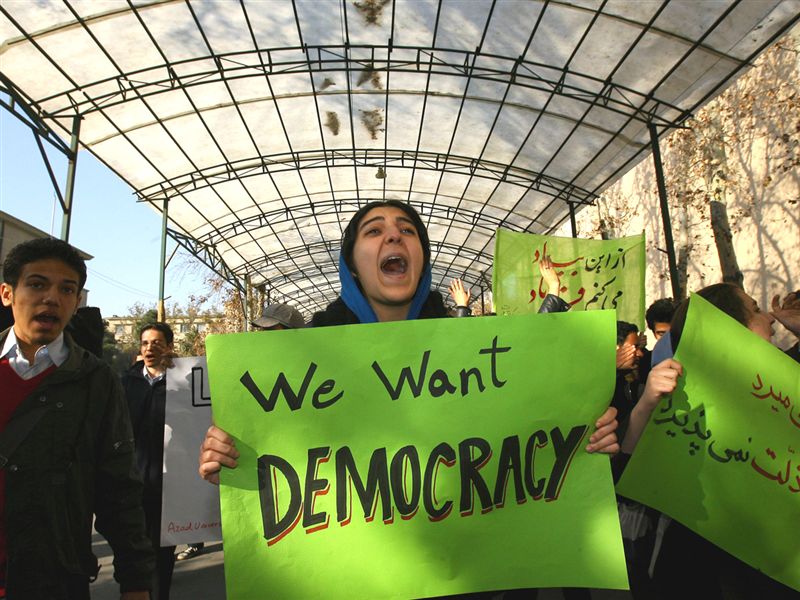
[1,200,798,599]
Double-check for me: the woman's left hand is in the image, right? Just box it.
[586,406,619,454]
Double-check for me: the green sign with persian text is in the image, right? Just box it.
[617,295,800,592]
[493,228,646,327]
[206,311,628,599]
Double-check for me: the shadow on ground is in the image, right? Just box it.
[89,532,631,600]
[91,533,225,599]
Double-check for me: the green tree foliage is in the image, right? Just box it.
[176,327,201,356]
[130,304,159,340]
[120,295,222,357]
[113,302,159,359]
[101,324,135,375]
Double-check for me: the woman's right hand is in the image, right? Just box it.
[199,425,240,485]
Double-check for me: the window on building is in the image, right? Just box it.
[180,323,189,333]
[115,325,125,336]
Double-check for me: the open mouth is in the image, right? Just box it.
[380,255,407,275]
[34,313,59,326]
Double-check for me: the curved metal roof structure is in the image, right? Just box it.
[1,0,798,314]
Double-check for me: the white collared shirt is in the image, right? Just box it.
[1,328,68,380]
[143,364,165,386]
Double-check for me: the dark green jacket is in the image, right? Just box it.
[0,328,154,598]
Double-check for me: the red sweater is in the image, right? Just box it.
[0,359,56,574]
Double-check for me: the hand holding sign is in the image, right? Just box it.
[640,359,682,409]
[199,425,239,485]
[621,358,683,454]
[586,406,619,453]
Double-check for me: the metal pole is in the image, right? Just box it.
[244,275,252,332]
[568,201,577,238]
[238,279,249,332]
[157,198,169,322]
[648,122,680,299]
[60,115,81,242]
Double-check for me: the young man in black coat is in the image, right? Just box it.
[0,238,153,599]
[122,322,176,600]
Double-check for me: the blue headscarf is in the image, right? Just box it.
[339,253,433,324]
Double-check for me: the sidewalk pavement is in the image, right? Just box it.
[90,533,225,600]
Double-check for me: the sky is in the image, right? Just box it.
[0,109,220,317]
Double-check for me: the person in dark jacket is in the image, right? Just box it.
[611,321,645,423]
[122,322,176,600]
[0,238,153,600]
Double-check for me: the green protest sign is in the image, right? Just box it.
[206,311,627,599]
[493,228,645,327]
[617,295,800,592]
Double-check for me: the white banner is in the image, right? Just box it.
[160,356,221,545]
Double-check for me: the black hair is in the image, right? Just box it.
[645,298,676,331]
[340,200,431,274]
[616,320,639,345]
[669,282,748,352]
[2,238,87,290]
[139,322,174,346]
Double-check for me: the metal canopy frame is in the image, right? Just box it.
[1,0,797,316]
[0,74,81,242]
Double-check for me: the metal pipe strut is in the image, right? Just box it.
[649,122,680,299]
